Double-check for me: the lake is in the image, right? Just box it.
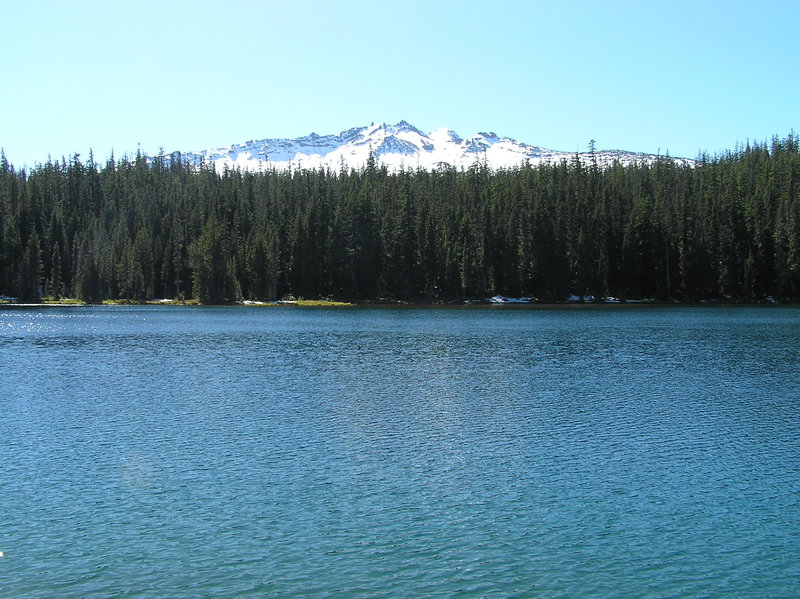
[1,305,798,598]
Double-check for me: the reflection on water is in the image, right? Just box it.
[1,305,799,598]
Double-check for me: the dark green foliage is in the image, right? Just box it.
[0,134,798,303]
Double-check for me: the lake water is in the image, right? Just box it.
[1,305,798,598]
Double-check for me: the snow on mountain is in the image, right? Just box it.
[160,121,691,172]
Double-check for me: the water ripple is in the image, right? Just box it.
[1,306,799,598]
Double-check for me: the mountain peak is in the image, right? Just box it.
[430,128,463,145]
[161,121,692,172]
[393,120,424,135]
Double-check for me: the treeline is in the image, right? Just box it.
[1,135,799,303]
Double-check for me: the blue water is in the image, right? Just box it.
[1,305,799,598]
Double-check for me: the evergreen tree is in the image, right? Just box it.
[20,229,43,301]
[0,133,797,304]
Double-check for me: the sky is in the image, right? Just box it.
[1,0,798,167]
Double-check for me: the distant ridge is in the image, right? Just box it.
[159,121,692,172]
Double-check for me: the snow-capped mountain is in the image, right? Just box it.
[160,121,690,172]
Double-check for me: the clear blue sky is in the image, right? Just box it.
[1,0,797,167]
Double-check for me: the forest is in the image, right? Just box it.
[1,134,798,304]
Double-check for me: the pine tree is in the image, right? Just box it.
[20,229,43,301]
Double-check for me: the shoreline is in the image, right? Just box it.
[1,297,796,309]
